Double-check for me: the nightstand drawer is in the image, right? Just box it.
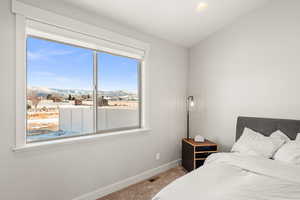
[195,145,217,152]
[195,152,215,159]
[195,159,205,168]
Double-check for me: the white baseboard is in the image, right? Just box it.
[73,159,181,200]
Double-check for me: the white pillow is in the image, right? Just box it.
[273,141,300,165]
[296,133,300,141]
[270,130,291,143]
[231,128,285,158]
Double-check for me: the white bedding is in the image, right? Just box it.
[152,153,300,200]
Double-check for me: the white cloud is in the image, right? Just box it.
[31,71,56,77]
[29,71,91,90]
[27,51,44,61]
[27,49,74,61]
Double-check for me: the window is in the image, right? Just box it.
[26,36,142,143]
[13,4,149,149]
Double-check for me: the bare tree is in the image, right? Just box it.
[46,94,52,100]
[28,91,41,111]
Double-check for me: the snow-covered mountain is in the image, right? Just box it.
[28,86,137,97]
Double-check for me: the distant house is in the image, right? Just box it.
[52,97,63,102]
[97,96,109,106]
[119,95,129,101]
[75,99,83,105]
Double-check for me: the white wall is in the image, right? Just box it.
[189,0,300,151]
[0,0,188,199]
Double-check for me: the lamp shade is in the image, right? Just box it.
[187,96,194,107]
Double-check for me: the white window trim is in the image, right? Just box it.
[13,128,151,152]
[13,0,150,152]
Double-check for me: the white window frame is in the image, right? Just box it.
[12,0,150,151]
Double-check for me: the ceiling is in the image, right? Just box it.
[19,0,271,47]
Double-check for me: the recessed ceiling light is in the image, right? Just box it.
[197,2,208,12]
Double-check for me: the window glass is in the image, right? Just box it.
[26,37,94,142]
[97,52,141,131]
[26,36,142,143]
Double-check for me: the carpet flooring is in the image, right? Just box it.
[97,166,186,200]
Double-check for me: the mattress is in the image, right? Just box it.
[152,153,300,200]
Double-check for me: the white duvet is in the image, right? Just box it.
[153,153,300,200]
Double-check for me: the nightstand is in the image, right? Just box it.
[182,138,218,172]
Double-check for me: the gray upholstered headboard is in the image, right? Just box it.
[236,116,300,141]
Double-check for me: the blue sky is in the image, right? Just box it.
[27,37,139,93]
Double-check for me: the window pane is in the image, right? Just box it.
[26,37,94,142]
[97,52,140,131]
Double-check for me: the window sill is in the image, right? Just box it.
[12,128,151,153]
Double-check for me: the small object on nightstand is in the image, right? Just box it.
[182,138,218,172]
[194,135,205,142]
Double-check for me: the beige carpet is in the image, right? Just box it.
[97,166,186,200]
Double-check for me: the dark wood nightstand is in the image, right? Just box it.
[182,138,218,172]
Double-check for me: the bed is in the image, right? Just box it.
[152,116,300,200]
